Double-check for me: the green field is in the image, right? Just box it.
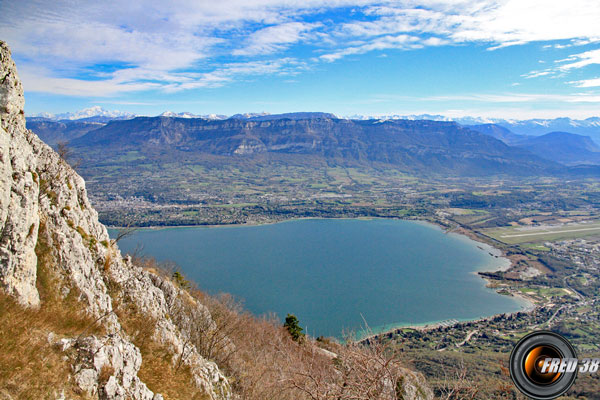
[483,221,600,244]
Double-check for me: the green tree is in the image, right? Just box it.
[283,313,304,341]
[172,271,190,290]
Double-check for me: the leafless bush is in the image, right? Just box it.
[438,359,479,400]
[111,222,138,245]
[56,141,81,169]
[136,258,427,400]
[283,338,411,400]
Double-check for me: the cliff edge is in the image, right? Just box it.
[0,40,230,399]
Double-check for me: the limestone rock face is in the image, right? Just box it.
[60,335,159,400]
[0,40,230,399]
[398,368,435,400]
[0,40,40,307]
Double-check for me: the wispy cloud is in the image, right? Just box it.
[424,92,600,103]
[570,77,600,88]
[320,34,422,62]
[18,58,306,96]
[18,66,163,97]
[521,47,600,83]
[232,22,320,56]
[521,70,552,79]
[558,48,600,71]
[1,0,600,98]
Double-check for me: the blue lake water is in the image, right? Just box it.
[110,218,528,338]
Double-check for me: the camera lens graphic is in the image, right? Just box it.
[510,331,578,400]
[523,345,563,385]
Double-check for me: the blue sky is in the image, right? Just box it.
[1,0,600,119]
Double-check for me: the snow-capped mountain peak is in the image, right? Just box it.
[158,111,228,120]
[159,111,198,118]
[32,106,135,121]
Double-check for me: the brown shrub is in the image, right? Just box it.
[137,260,420,400]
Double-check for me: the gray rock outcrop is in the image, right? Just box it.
[0,40,230,399]
[0,41,40,306]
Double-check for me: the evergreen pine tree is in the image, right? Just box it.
[283,313,305,341]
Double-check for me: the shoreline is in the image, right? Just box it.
[106,215,390,230]
[357,302,537,344]
[109,215,537,339]
[354,220,538,343]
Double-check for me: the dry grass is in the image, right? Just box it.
[200,292,416,400]
[136,344,210,400]
[111,275,211,400]
[35,218,105,336]
[0,218,105,399]
[0,293,71,399]
[0,292,99,399]
[98,365,115,386]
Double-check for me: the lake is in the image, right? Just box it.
[110,218,529,338]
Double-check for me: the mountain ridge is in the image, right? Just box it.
[29,107,600,132]
[68,115,563,176]
[514,131,600,166]
[467,124,600,166]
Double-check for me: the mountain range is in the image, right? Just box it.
[31,105,136,121]
[60,115,567,177]
[29,106,600,142]
[26,109,600,173]
[466,124,600,166]
[514,132,600,166]
[348,114,600,143]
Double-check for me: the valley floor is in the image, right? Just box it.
[85,160,600,398]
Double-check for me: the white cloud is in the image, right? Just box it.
[335,1,600,48]
[321,34,421,62]
[522,70,552,79]
[558,49,600,71]
[432,107,600,120]
[165,58,308,92]
[2,0,600,96]
[424,92,600,104]
[18,59,306,96]
[570,78,600,88]
[319,1,600,62]
[18,67,162,97]
[232,22,320,56]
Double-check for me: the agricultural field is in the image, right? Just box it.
[483,221,600,244]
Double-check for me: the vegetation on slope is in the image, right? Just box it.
[130,256,432,400]
[1,240,431,399]
[0,219,105,399]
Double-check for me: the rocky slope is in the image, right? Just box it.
[0,40,230,399]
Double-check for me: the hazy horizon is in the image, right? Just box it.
[24,104,600,123]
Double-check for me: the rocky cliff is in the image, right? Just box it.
[0,40,230,399]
